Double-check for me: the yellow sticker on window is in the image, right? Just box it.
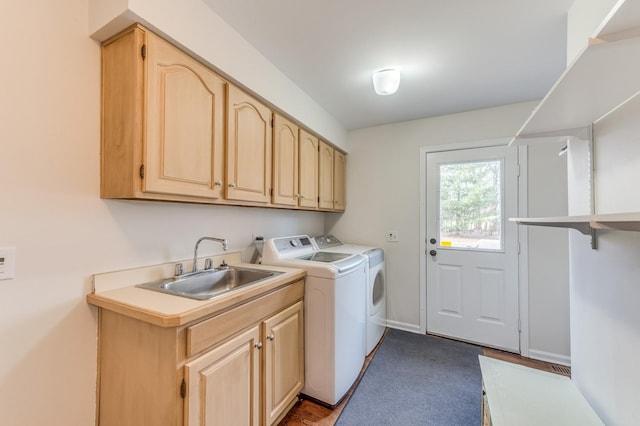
[441,241,452,246]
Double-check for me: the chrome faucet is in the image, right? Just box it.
[193,237,228,272]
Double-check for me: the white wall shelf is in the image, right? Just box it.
[508,0,640,252]
[510,212,640,235]
[597,0,640,41]
[509,0,640,147]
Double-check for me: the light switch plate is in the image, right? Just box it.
[0,247,16,280]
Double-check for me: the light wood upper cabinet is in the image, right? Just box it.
[272,114,299,206]
[318,141,335,210]
[101,25,226,202]
[318,141,346,211]
[298,129,319,209]
[333,150,346,211]
[226,85,273,203]
[272,118,320,209]
[101,24,346,212]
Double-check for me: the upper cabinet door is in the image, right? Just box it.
[144,31,226,199]
[298,129,319,209]
[272,114,299,206]
[318,141,335,210]
[226,85,273,203]
[333,150,346,211]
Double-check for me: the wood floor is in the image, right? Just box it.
[278,330,570,426]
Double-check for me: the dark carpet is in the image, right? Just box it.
[336,329,482,426]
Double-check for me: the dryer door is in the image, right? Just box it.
[371,267,385,315]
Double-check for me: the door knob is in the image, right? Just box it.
[429,250,437,257]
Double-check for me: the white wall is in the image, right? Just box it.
[566,0,618,64]
[526,143,570,364]
[327,101,571,361]
[568,88,640,426]
[565,2,640,423]
[0,0,328,424]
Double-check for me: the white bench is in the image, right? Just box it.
[478,355,603,426]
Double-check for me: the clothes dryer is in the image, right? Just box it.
[313,235,387,355]
[261,235,367,406]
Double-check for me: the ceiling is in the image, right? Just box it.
[203,0,576,130]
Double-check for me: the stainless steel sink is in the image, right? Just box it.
[136,266,283,300]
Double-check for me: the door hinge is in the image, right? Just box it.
[141,44,146,60]
[180,378,186,398]
[139,164,145,179]
[515,164,520,177]
[518,319,522,333]
[517,241,521,254]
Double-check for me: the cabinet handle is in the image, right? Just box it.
[229,183,236,188]
[299,195,305,200]
[214,180,222,186]
[267,334,275,341]
[255,342,263,349]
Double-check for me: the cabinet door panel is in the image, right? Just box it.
[227,85,272,203]
[272,114,299,206]
[145,32,225,199]
[333,150,346,211]
[298,130,319,209]
[185,326,261,426]
[264,301,304,425]
[318,141,334,210]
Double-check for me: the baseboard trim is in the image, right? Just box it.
[385,320,421,334]
[529,349,571,366]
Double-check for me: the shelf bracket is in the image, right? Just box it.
[590,227,598,250]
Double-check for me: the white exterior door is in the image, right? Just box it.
[426,145,519,352]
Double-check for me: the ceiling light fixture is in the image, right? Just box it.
[372,68,400,95]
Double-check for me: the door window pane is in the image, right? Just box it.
[439,160,503,251]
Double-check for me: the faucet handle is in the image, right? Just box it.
[204,258,213,270]
[175,263,184,276]
[219,260,229,268]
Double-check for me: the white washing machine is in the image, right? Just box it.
[313,235,387,356]
[261,235,367,406]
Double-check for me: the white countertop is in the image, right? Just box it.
[87,253,306,327]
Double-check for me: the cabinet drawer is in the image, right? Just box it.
[186,280,304,357]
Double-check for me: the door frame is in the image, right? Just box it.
[419,139,530,356]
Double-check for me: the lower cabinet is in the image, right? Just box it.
[262,302,305,425]
[95,280,304,426]
[185,326,261,426]
[185,301,304,426]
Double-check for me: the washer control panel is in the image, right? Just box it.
[273,235,314,255]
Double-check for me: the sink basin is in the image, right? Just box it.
[136,266,283,300]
